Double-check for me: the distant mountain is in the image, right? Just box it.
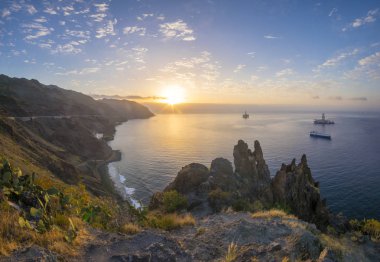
[0,74,154,120]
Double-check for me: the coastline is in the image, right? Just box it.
[99,120,144,208]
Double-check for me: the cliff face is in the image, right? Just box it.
[151,139,330,229]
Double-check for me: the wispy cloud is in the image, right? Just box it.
[233,64,246,73]
[159,20,195,41]
[329,8,338,17]
[315,49,359,71]
[22,23,53,40]
[123,26,146,36]
[56,67,100,76]
[343,9,379,31]
[349,97,368,101]
[26,4,37,15]
[264,35,280,39]
[247,52,255,58]
[345,52,380,80]
[96,19,117,38]
[276,68,294,77]
[137,13,153,21]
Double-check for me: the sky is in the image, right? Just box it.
[0,0,380,110]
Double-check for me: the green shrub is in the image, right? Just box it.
[208,188,231,211]
[162,190,188,213]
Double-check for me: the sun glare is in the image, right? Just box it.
[162,86,186,105]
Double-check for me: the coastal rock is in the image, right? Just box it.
[208,158,235,191]
[233,140,273,205]
[165,163,209,194]
[272,155,330,229]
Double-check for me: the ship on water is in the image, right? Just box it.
[242,111,249,119]
[314,113,334,124]
[310,131,331,139]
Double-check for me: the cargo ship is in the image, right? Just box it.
[314,113,334,124]
[310,131,331,139]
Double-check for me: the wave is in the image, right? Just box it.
[108,163,141,209]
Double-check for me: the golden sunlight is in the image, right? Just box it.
[161,85,186,105]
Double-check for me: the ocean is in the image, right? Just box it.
[108,112,380,219]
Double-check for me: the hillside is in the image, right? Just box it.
[0,74,154,196]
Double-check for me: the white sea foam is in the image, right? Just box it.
[107,163,141,209]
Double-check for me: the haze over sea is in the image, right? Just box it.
[108,111,380,219]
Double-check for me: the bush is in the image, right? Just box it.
[120,223,141,235]
[145,212,195,231]
[362,219,380,241]
[208,188,231,211]
[349,218,380,241]
[162,190,188,213]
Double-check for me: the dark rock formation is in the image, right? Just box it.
[272,155,330,229]
[165,163,210,194]
[233,140,273,205]
[150,139,331,230]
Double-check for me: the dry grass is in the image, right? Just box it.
[145,212,195,231]
[251,209,296,220]
[0,205,92,258]
[120,223,141,235]
[224,242,239,262]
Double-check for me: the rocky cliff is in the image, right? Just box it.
[151,139,330,229]
[0,74,154,196]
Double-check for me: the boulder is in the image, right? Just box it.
[165,163,209,194]
[208,158,235,191]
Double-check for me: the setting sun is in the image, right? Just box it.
[161,86,186,105]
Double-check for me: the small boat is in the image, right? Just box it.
[314,113,334,124]
[310,131,331,139]
[242,111,249,119]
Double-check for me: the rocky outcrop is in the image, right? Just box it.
[272,155,330,229]
[233,140,273,205]
[151,139,330,229]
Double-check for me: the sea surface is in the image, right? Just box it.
[108,112,380,219]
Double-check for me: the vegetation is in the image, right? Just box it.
[350,218,380,241]
[251,209,296,220]
[120,223,141,235]
[208,188,231,211]
[224,241,239,262]
[162,190,188,213]
[144,212,195,231]
[0,157,123,256]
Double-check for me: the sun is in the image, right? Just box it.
[161,85,186,105]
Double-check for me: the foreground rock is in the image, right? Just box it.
[151,139,330,229]
[7,212,380,261]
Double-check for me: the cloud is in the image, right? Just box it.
[1,9,11,18]
[329,96,343,100]
[159,20,196,41]
[329,8,338,17]
[123,26,146,36]
[247,52,255,58]
[276,68,294,77]
[137,13,153,21]
[358,51,380,66]
[90,13,107,22]
[96,19,116,38]
[94,3,109,13]
[233,64,246,73]
[56,67,100,76]
[26,5,37,15]
[22,23,53,40]
[43,7,57,15]
[52,43,82,54]
[349,97,368,101]
[345,52,380,80]
[312,95,320,99]
[264,35,280,39]
[315,49,359,71]
[343,9,379,31]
